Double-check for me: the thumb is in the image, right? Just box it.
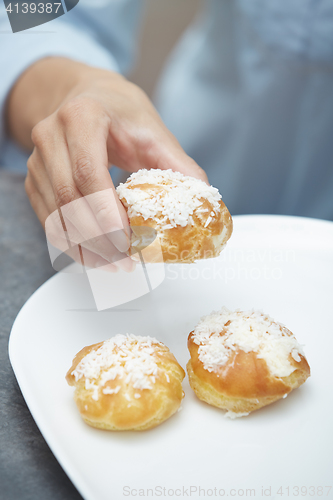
[139,134,210,185]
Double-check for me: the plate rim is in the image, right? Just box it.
[8,214,333,500]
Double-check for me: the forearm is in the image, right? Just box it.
[6,57,123,151]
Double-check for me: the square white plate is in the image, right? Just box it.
[9,215,333,500]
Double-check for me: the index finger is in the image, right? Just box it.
[64,107,130,252]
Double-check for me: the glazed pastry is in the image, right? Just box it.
[187,308,310,418]
[116,169,232,263]
[66,334,185,430]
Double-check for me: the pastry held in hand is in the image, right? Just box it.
[116,169,232,263]
[66,334,185,431]
[187,308,310,418]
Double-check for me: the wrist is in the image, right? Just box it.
[6,57,122,151]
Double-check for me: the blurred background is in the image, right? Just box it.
[130,0,203,98]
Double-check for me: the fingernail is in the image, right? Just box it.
[105,264,119,273]
[95,259,108,269]
[129,259,136,273]
[114,256,136,273]
[107,229,130,253]
[95,260,118,273]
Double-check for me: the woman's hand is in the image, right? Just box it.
[7,58,208,270]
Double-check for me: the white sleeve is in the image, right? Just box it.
[0,0,144,151]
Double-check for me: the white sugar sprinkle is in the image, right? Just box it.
[192,307,305,378]
[116,169,222,230]
[72,334,163,401]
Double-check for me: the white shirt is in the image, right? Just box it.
[1,0,333,219]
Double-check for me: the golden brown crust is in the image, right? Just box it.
[187,329,310,415]
[118,177,233,264]
[66,339,185,431]
[125,200,233,264]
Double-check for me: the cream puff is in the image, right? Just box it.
[187,308,310,418]
[116,169,232,263]
[66,334,185,430]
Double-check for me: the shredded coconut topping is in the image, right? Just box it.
[72,334,162,401]
[225,411,250,419]
[102,385,121,395]
[192,307,305,378]
[116,169,222,229]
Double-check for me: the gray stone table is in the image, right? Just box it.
[0,171,83,500]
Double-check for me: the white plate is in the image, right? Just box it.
[9,216,333,500]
